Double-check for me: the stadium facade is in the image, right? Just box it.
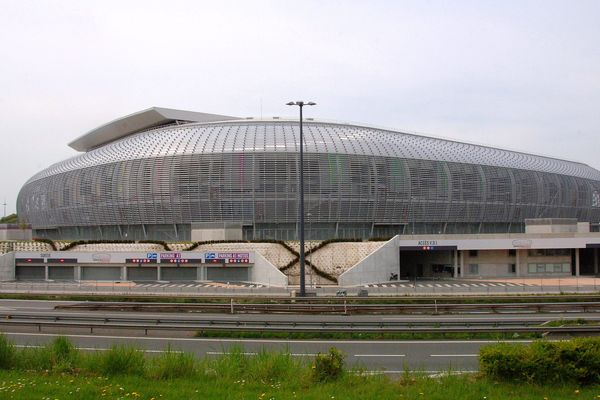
[17,107,600,241]
[9,107,600,282]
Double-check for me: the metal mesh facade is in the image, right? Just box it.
[17,120,600,240]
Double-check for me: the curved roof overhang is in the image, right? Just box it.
[68,107,239,152]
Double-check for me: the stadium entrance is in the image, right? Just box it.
[399,245,458,279]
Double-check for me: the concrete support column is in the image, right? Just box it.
[594,248,598,275]
[157,266,162,281]
[515,250,521,277]
[459,250,465,278]
[122,266,128,281]
[74,266,81,281]
[453,249,458,278]
[575,248,580,277]
[44,265,49,281]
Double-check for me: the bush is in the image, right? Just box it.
[15,337,79,372]
[149,349,196,379]
[0,335,16,369]
[92,345,146,376]
[48,336,79,372]
[247,349,301,382]
[313,347,345,382]
[480,337,600,385]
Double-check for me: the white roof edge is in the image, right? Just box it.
[68,107,240,152]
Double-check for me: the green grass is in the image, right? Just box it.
[194,329,542,341]
[0,335,597,399]
[543,318,598,327]
[0,368,595,399]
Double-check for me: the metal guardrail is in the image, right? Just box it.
[55,301,600,314]
[1,313,600,336]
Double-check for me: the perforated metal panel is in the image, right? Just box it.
[17,120,600,239]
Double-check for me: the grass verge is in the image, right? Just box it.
[194,329,542,340]
[0,368,594,399]
[0,335,598,399]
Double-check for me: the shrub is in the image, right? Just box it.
[15,337,79,372]
[33,237,57,251]
[313,347,345,382]
[48,336,78,372]
[149,349,196,379]
[480,337,600,385]
[93,345,146,376]
[247,349,302,382]
[207,346,249,379]
[0,335,16,369]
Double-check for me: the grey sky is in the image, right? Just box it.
[1,0,599,216]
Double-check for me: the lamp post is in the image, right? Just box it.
[286,100,316,297]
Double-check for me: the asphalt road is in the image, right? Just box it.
[0,299,590,372]
[2,299,600,325]
[2,331,503,372]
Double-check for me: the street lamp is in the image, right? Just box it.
[286,100,316,296]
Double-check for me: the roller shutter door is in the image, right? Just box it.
[160,267,198,281]
[206,267,249,282]
[81,267,121,281]
[48,266,75,280]
[16,266,45,280]
[127,267,158,281]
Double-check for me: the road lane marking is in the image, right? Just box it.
[15,344,182,353]
[430,354,478,357]
[355,354,406,357]
[206,351,317,357]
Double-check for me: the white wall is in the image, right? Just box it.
[338,236,399,286]
[0,252,15,281]
[251,252,288,287]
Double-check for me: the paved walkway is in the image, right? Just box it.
[0,276,599,296]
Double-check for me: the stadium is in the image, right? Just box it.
[7,107,600,284]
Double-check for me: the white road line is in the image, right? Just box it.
[15,344,181,353]
[207,351,258,356]
[430,354,478,357]
[365,370,477,374]
[355,354,406,357]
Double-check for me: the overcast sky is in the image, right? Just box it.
[1,0,599,216]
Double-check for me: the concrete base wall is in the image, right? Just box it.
[338,236,399,286]
[191,223,243,241]
[0,252,15,281]
[0,228,33,240]
[251,253,287,287]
